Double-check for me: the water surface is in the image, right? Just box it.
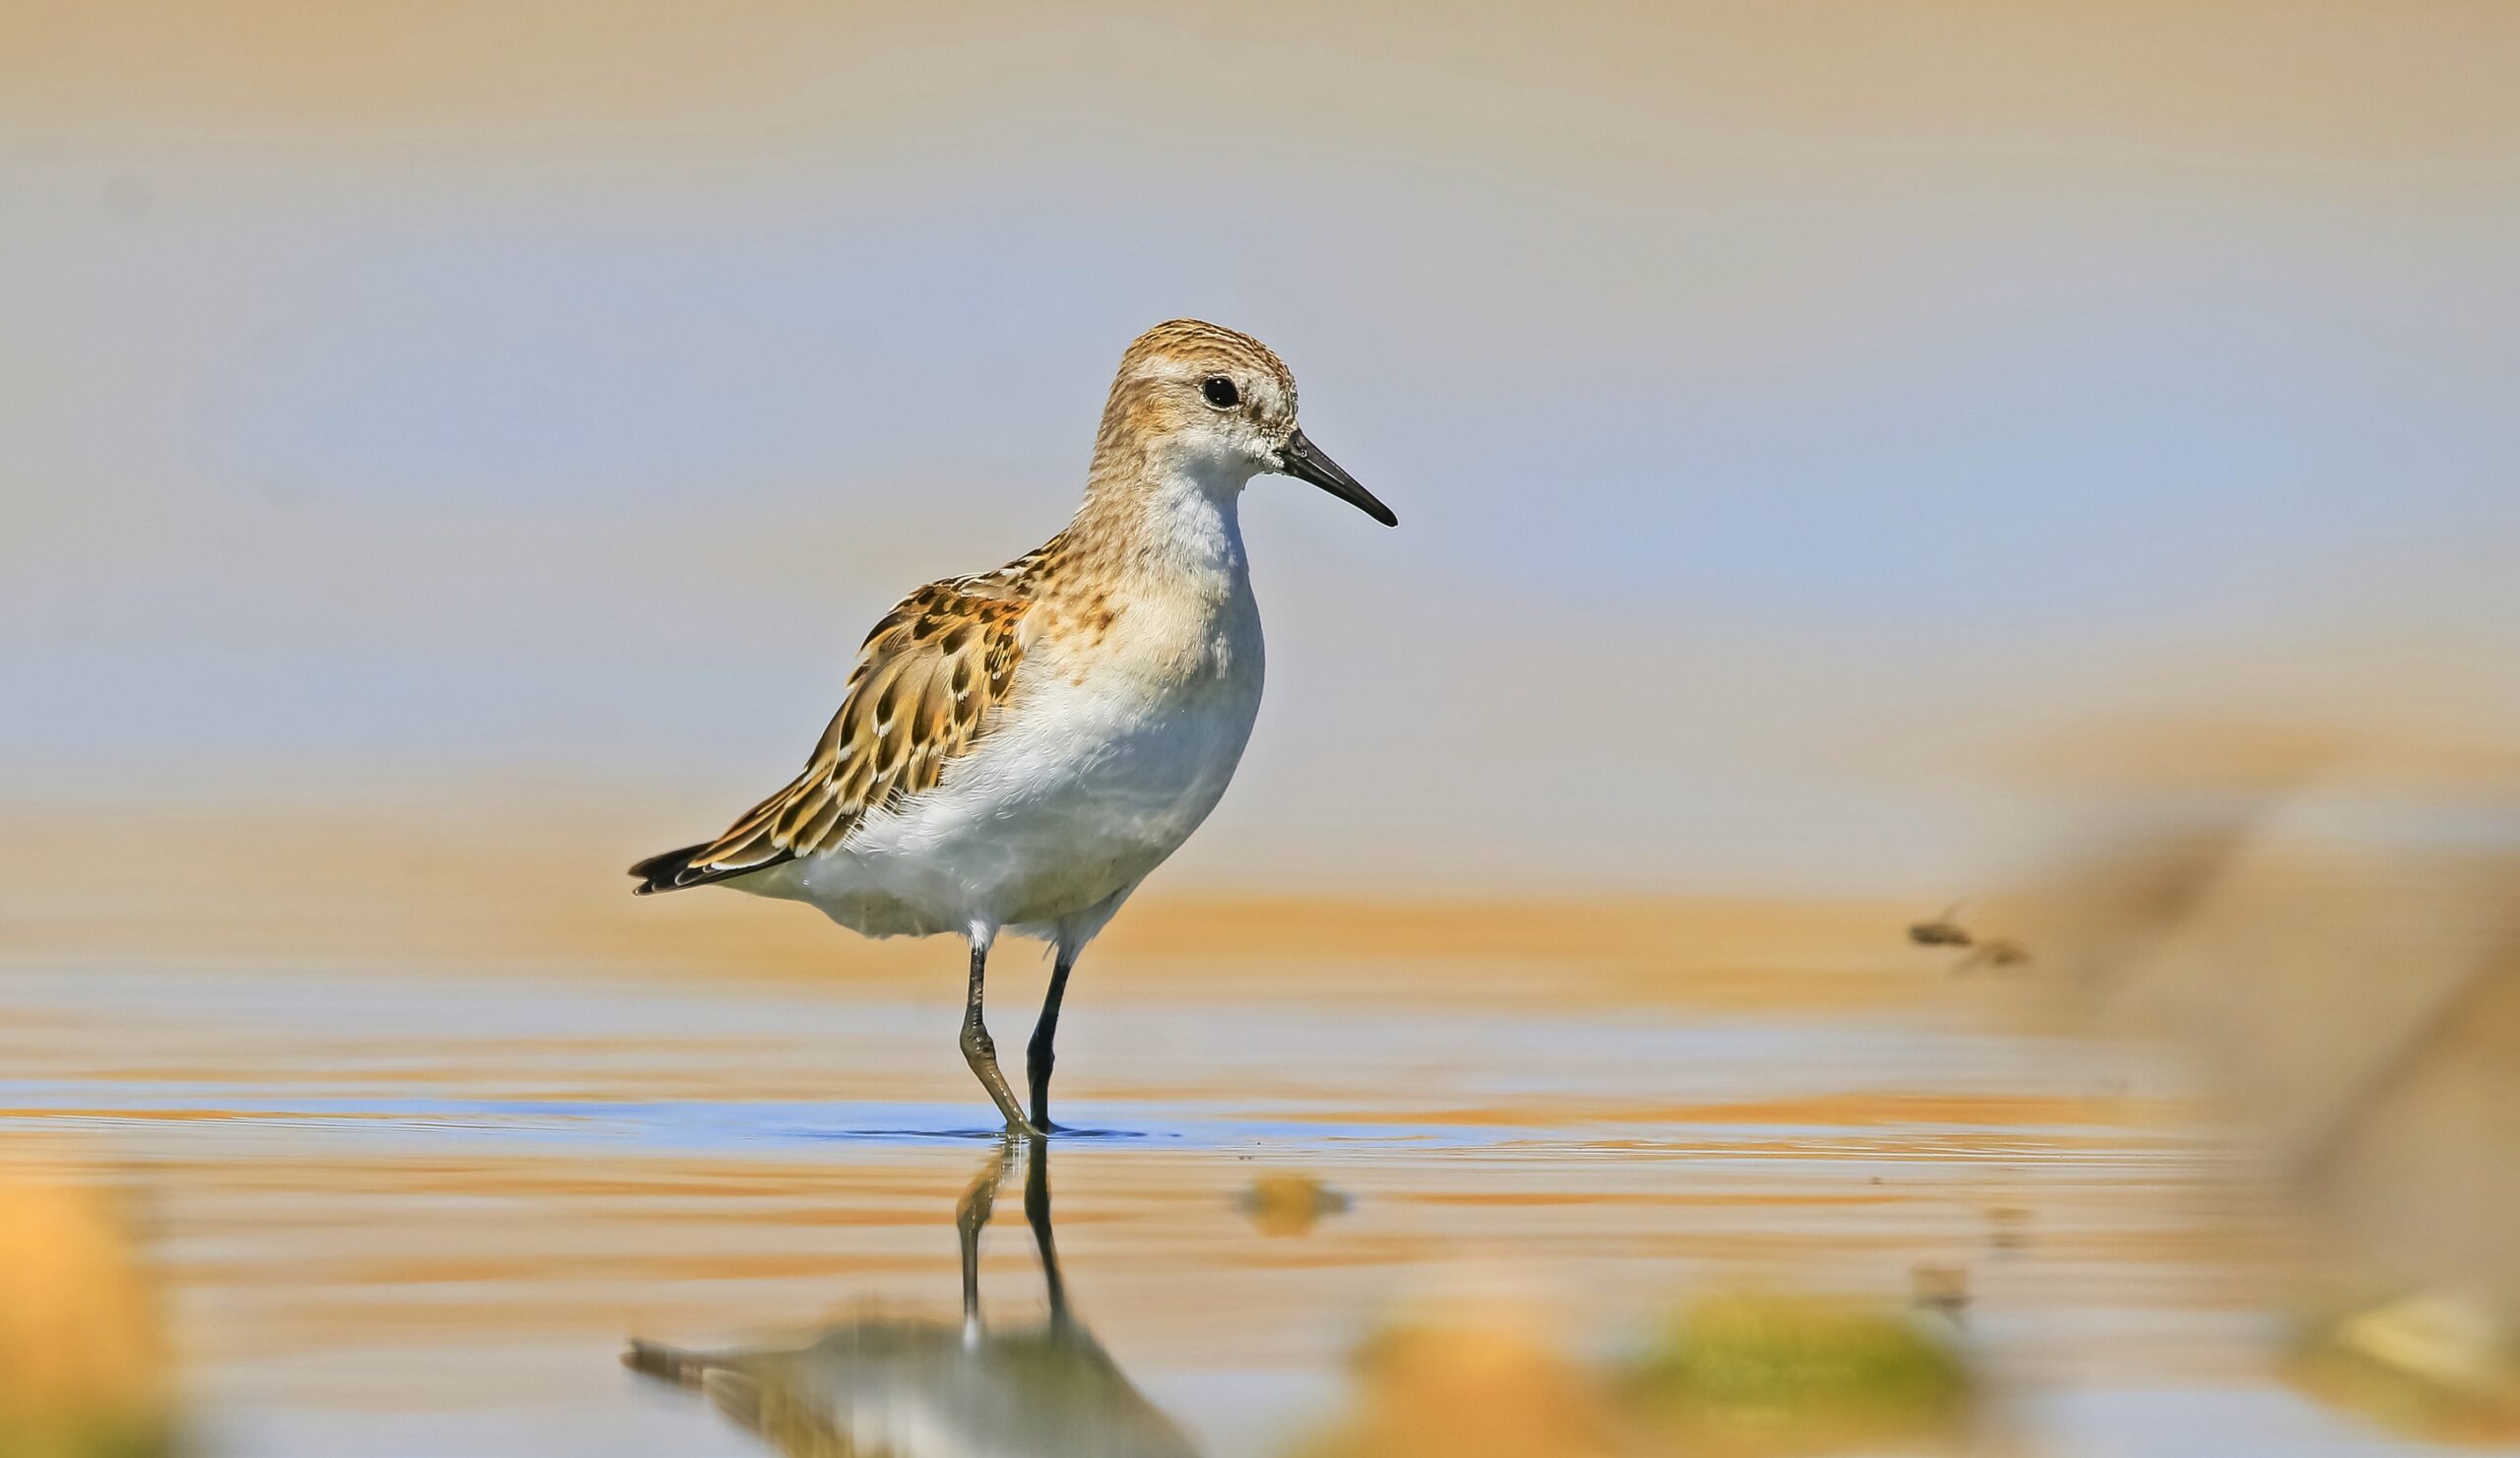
[0,950,2457,1456]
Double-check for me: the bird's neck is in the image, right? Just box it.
[1065,448,1253,598]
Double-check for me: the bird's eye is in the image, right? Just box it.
[1201,375,1240,410]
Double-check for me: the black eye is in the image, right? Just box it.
[1201,375,1239,410]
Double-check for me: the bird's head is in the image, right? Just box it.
[1092,319,1395,527]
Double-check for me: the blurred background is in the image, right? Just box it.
[1,3,2516,1456]
[8,0,2517,894]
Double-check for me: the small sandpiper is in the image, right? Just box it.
[631,320,1395,1133]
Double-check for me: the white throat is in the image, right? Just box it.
[1101,456,1253,585]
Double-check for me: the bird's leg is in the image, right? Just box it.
[1026,950,1077,1132]
[960,934,1035,1134]
[954,1134,1018,1344]
[1020,1131,1071,1330]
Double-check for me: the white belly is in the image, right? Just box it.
[744,610,1264,946]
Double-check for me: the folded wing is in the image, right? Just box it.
[629,580,1032,894]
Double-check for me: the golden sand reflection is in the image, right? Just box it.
[4,792,2509,1449]
[6,1039,2285,1429]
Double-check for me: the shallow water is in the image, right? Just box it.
[0,952,2476,1456]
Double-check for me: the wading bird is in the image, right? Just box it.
[631,321,1394,1132]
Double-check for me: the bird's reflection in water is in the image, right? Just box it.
[627,1135,1200,1458]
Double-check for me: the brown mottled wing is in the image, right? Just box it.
[629,581,1030,894]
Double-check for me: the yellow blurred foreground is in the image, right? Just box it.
[0,1150,174,1458]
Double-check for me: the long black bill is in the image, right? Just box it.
[1276,428,1397,527]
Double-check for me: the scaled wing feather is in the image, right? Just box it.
[664,581,1030,886]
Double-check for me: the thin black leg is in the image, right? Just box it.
[959,938,1033,1133]
[1026,951,1076,1131]
[1021,1132,1070,1330]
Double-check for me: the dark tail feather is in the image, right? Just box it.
[622,1338,709,1385]
[624,1341,770,1435]
[628,844,708,896]
[627,842,792,895]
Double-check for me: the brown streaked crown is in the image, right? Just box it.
[1116,319,1295,406]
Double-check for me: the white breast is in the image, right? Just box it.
[768,574,1266,946]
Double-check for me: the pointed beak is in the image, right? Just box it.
[1275,428,1397,527]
